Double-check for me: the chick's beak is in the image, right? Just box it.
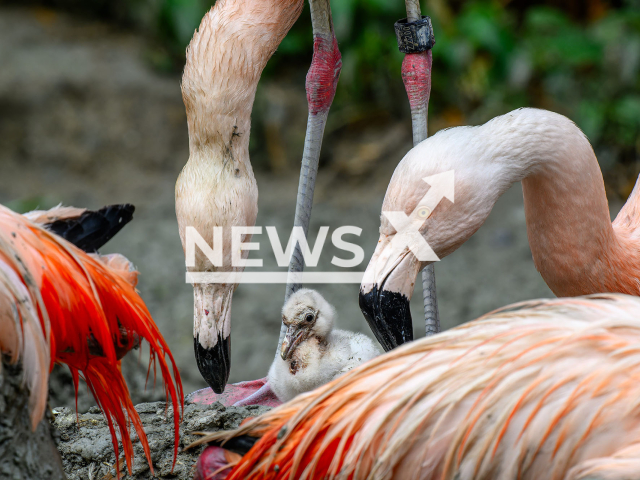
[280,325,307,361]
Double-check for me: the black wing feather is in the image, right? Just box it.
[45,204,135,252]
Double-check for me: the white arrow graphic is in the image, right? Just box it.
[382,170,455,263]
[416,171,455,218]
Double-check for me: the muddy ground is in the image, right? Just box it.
[53,398,270,479]
[0,7,625,413]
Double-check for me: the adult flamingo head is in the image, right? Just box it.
[360,108,618,351]
[359,120,506,350]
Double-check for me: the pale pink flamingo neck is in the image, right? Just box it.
[176,0,304,393]
[472,109,640,296]
[360,108,640,354]
[181,0,303,161]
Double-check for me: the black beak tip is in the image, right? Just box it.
[359,286,413,352]
[359,288,376,329]
[194,334,231,394]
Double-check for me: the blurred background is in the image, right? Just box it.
[0,0,638,410]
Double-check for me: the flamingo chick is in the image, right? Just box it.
[360,107,640,351]
[268,289,380,402]
[193,294,640,480]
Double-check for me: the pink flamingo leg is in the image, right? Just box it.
[399,1,440,336]
[279,0,342,348]
[232,381,278,407]
[402,50,440,336]
[194,446,235,480]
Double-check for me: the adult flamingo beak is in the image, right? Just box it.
[359,235,422,351]
[193,284,232,394]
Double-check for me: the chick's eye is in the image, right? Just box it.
[305,314,314,322]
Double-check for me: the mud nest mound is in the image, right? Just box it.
[53,398,270,479]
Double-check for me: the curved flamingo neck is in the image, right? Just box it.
[181,0,303,161]
[479,109,640,296]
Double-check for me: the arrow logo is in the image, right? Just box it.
[382,170,455,262]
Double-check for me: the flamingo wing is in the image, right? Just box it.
[0,204,183,477]
[193,294,640,480]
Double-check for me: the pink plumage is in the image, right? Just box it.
[194,294,640,480]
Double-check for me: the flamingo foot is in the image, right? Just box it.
[186,377,281,408]
[191,380,280,479]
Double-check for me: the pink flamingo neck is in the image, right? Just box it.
[182,0,304,158]
[480,110,640,296]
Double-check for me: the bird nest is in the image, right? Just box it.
[53,399,271,480]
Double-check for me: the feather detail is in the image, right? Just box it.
[27,204,135,253]
[0,205,183,477]
[89,253,139,288]
[23,205,87,225]
[193,294,640,480]
[0,230,51,431]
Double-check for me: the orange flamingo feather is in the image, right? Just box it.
[193,294,640,480]
[0,204,183,477]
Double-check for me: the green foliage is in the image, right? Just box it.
[425,0,640,169]
[157,0,210,53]
[126,0,639,168]
[5,197,56,214]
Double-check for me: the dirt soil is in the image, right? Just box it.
[0,6,624,414]
[53,398,270,479]
[0,361,65,480]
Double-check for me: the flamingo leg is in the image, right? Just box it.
[399,0,440,336]
[279,0,342,349]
